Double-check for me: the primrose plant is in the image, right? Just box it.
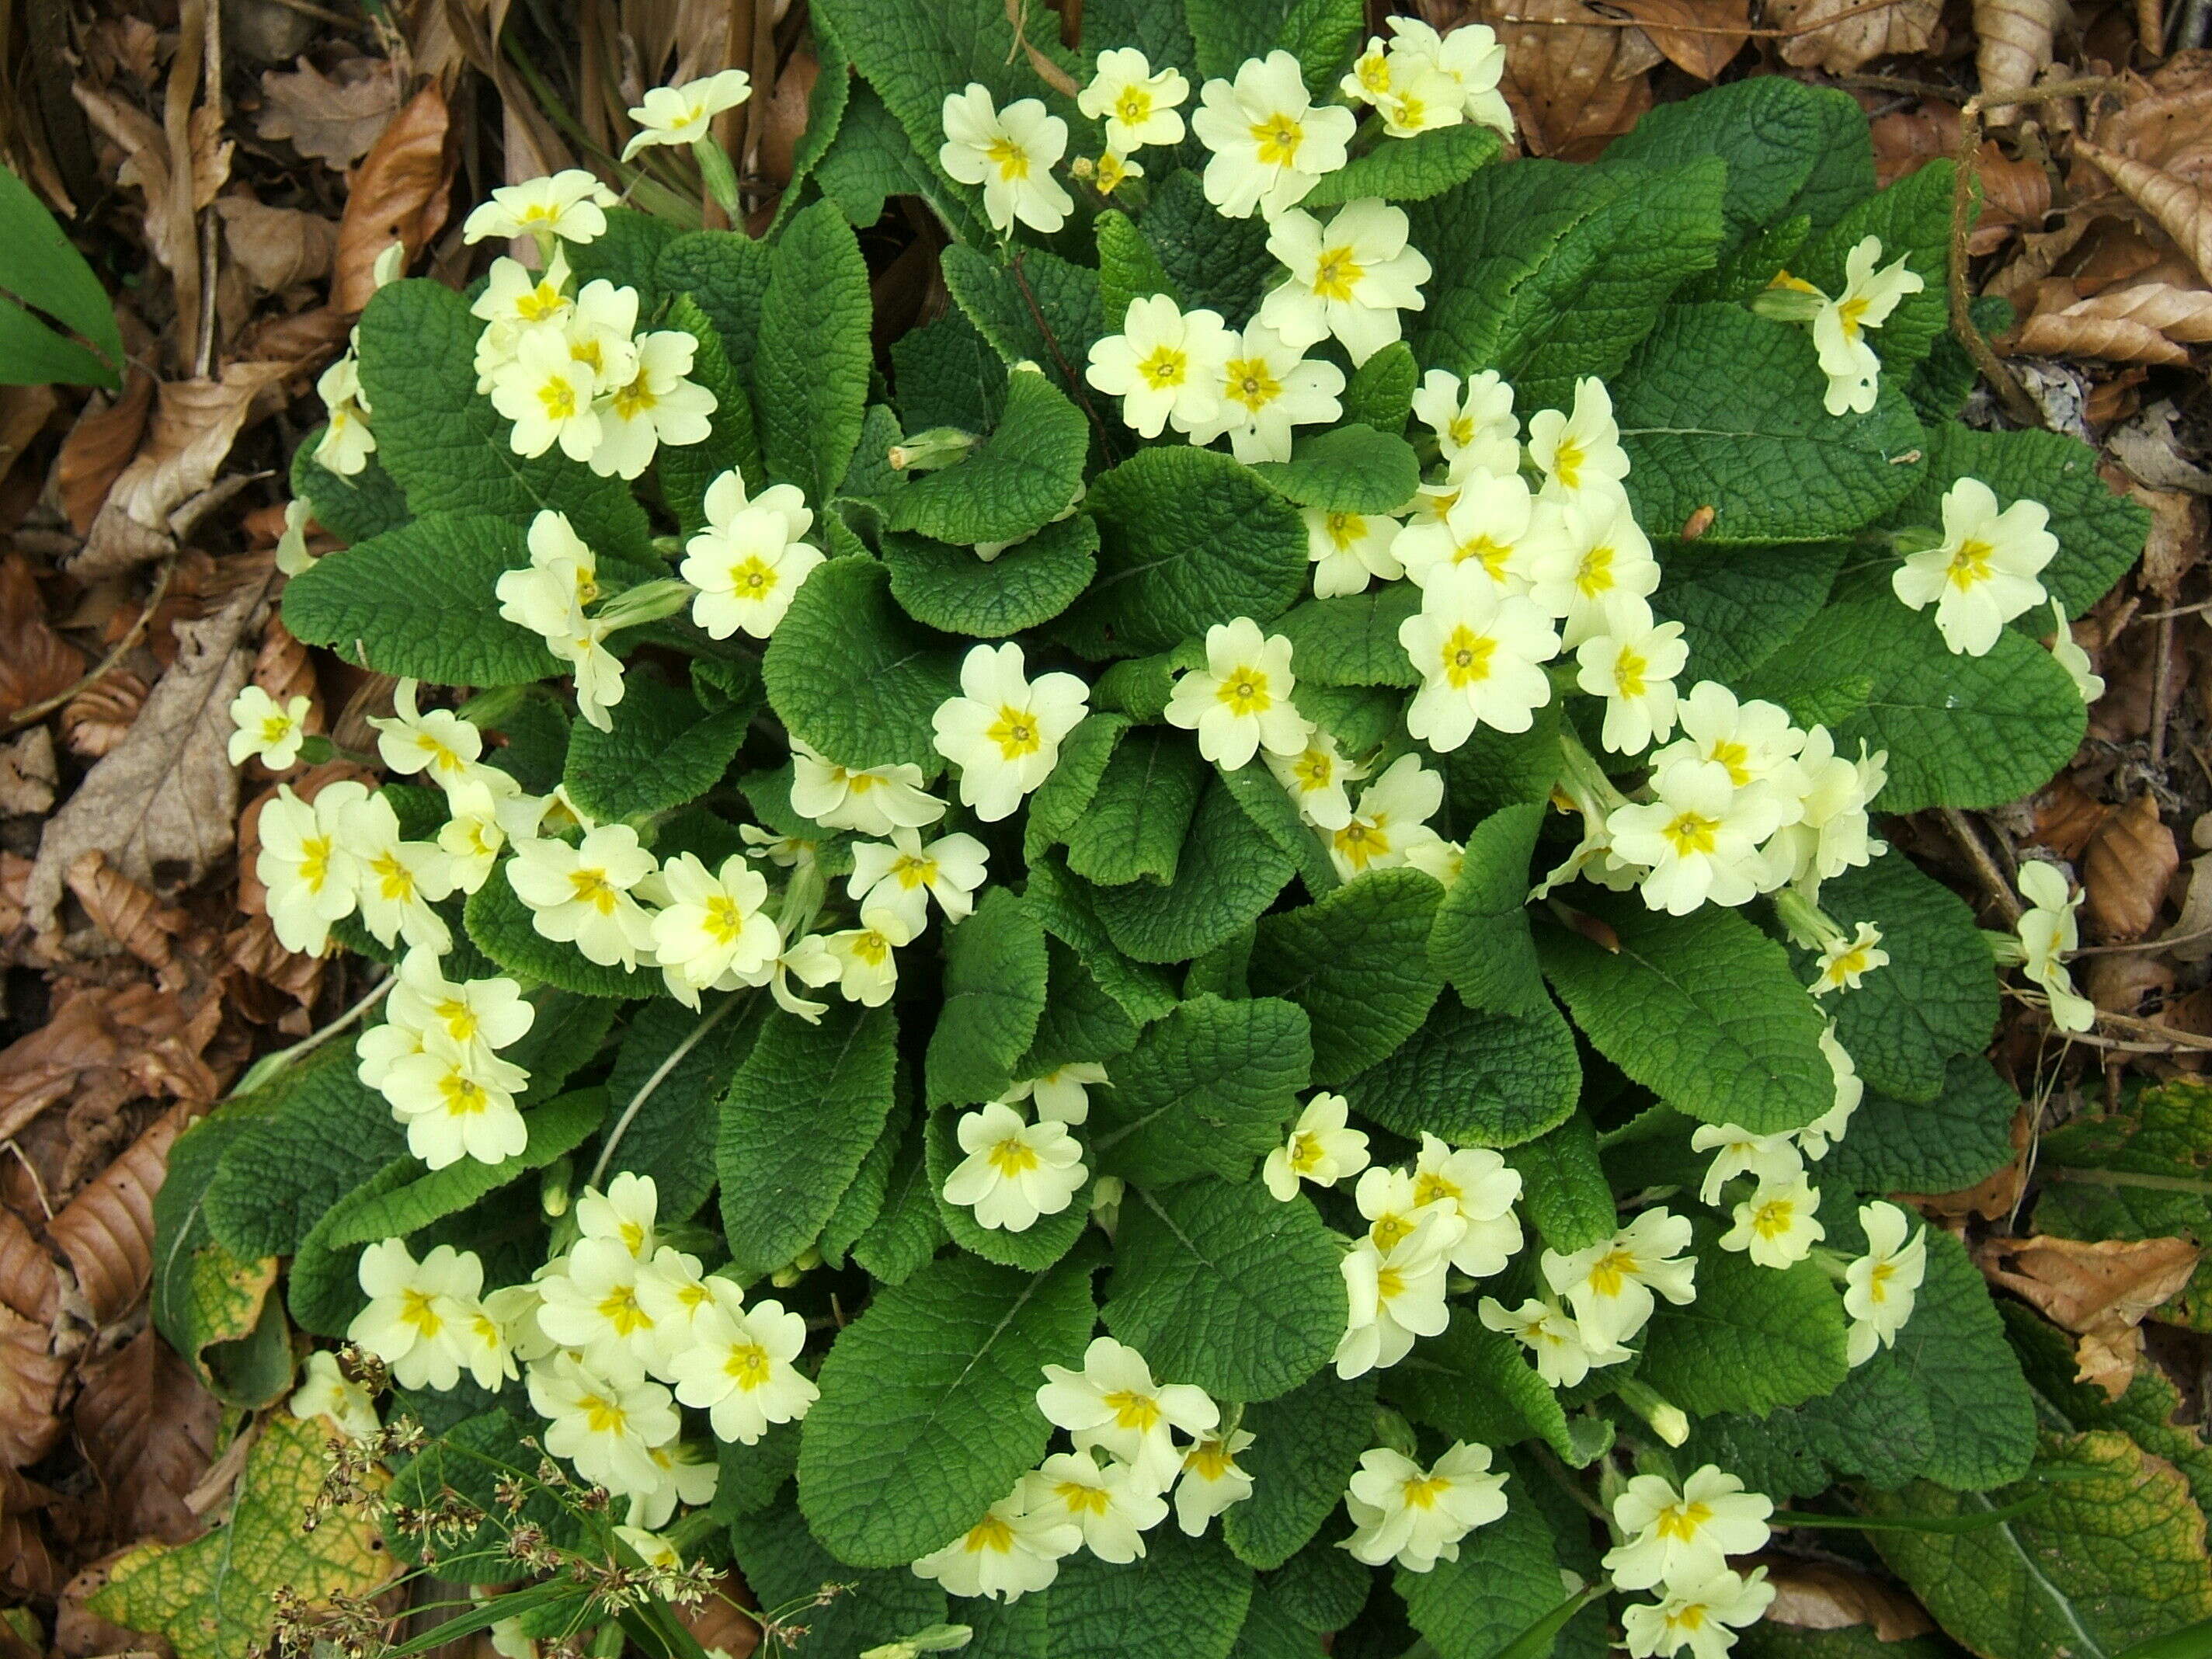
[163,2,2150,1656]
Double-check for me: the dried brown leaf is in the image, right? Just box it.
[257,57,405,172]
[222,913,325,1030]
[1908,1106,2031,1220]
[0,1300,64,1466]
[0,552,87,722]
[0,729,57,818]
[65,850,190,979]
[212,196,338,296]
[334,83,454,313]
[0,1207,57,1325]
[1977,1233,2200,1394]
[252,613,322,730]
[74,361,295,578]
[1607,0,1751,81]
[2075,139,2212,289]
[683,1573,762,1659]
[1762,1560,1936,1640]
[2017,280,2212,362]
[23,575,270,939]
[72,90,194,285]
[60,673,148,760]
[55,1549,172,1658]
[47,1102,197,1326]
[1473,0,1660,157]
[0,1469,60,1601]
[1977,0,2064,110]
[2083,791,2180,941]
[1769,0,1939,72]
[55,369,155,536]
[73,1327,220,1546]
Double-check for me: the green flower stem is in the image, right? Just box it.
[692,137,744,222]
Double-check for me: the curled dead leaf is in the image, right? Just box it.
[73,1326,221,1546]
[0,1207,57,1325]
[60,673,149,760]
[1604,0,1750,82]
[757,44,822,187]
[2074,139,2212,290]
[256,56,403,172]
[2016,280,2212,363]
[56,1549,174,1658]
[1762,1560,1935,1640]
[334,82,454,312]
[0,729,58,817]
[2082,791,2179,941]
[0,1468,60,1601]
[222,913,325,1031]
[212,196,338,296]
[683,1572,762,1659]
[65,851,190,981]
[1468,0,1659,158]
[24,574,270,940]
[0,553,88,723]
[46,1101,197,1327]
[54,368,155,536]
[0,1301,64,1466]
[2125,480,2207,599]
[1769,0,1940,75]
[1977,1233,2200,1396]
[1976,0,2063,117]
[251,614,322,736]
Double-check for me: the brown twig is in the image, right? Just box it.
[5,555,179,732]
[1940,805,2025,924]
[1949,101,2047,429]
[2151,609,2176,766]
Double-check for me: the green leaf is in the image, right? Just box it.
[1537,897,1834,1133]
[283,513,561,686]
[1093,777,1297,964]
[1399,1492,1597,1659]
[464,871,644,998]
[1882,420,2150,621]
[1385,1321,1577,1463]
[1224,1369,1376,1570]
[1047,1531,1256,1659]
[1430,803,1546,1017]
[1438,701,1563,827]
[1511,1113,1615,1254]
[0,296,117,388]
[600,996,761,1223]
[286,1160,412,1338]
[354,280,651,560]
[2036,1078,2212,1330]
[1065,728,1209,887]
[1098,207,1177,330]
[718,1003,899,1278]
[1272,588,1423,690]
[656,295,760,531]
[1250,869,1445,1087]
[894,307,1007,434]
[1024,857,1184,1024]
[1343,996,1579,1148]
[1408,158,1727,415]
[927,887,1051,1106]
[1883,1229,2040,1488]
[1305,125,1504,209]
[324,1090,607,1247]
[204,1049,405,1259]
[1216,757,1341,899]
[1251,425,1423,515]
[798,1250,1097,1566]
[1344,342,1417,436]
[1867,1432,2212,1659]
[884,516,1099,638]
[1792,1344,1939,1490]
[1614,304,1926,544]
[1758,596,2086,812]
[925,1105,1094,1271]
[1103,1180,1347,1402]
[850,1111,949,1285]
[1024,713,1132,860]
[763,555,962,774]
[151,1107,291,1408]
[561,670,749,822]
[657,230,771,386]
[0,162,122,383]
[820,1103,906,1270]
[1809,853,2002,1103]
[1059,444,1310,659]
[940,242,1105,410]
[385,1410,585,1583]
[290,440,409,547]
[2006,1302,2212,1518]
[1826,1055,2019,1198]
[1089,993,1313,1186]
[1638,1226,1849,1418]
[1796,162,1956,382]
[809,0,1044,181]
[1138,170,1276,324]
[1650,543,1845,685]
[884,367,1090,546]
[756,200,872,501]
[1023,935,1146,1074]
[731,1497,948,1656]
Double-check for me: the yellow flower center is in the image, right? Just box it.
[1224,355,1282,412]
[704,895,749,944]
[612,376,659,420]
[1441,625,1494,689]
[1102,1389,1162,1434]
[297,833,335,892]
[1655,1500,1714,1542]
[259,715,294,745]
[1288,1132,1324,1174]
[1136,344,1189,391]
[1324,511,1366,550]
[1448,415,1476,448]
[1947,537,1995,590]
[435,997,478,1042]
[1115,86,1153,124]
[1059,1480,1112,1515]
[597,1285,651,1336]
[1292,750,1334,791]
[1412,1170,1461,1207]
[989,704,1042,759]
[1333,819,1389,869]
[400,1289,444,1337]
[1097,152,1131,193]
[1751,1198,1796,1239]
[1217,667,1271,715]
[1551,436,1585,490]
[1250,113,1305,165]
[1576,544,1618,597]
[1586,1247,1638,1299]
[1376,1264,1407,1301]
[1455,533,1513,581]
[1186,1439,1237,1480]
[1356,53,1392,95]
[518,283,565,323]
[1707,738,1751,786]
[1661,810,1720,857]
[436,1071,489,1117]
[1838,294,1871,342]
[985,137,1031,181]
[370,851,417,903]
[965,1514,1014,1554]
[579,1393,628,1435]
[1312,246,1363,302]
[537,375,579,420]
[569,867,619,913]
[725,1342,772,1389]
[987,1135,1041,1176]
[1868,1260,1897,1303]
[1371,1211,1416,1252]
[1401,1473,1452,1509]
[890,853,937,890]
[1612,647,1649,699]
[851,929,892,966]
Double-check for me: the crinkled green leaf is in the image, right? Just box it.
[1796,162,1956,381]
[1344,996,1579,1148]
[1021,935,1146,1074]
[1251,424,1422,515]
[1825,1056,2019,1198]
[1223,1369,1376,1570]
[1048,1530,1255,1659]
[719,1003,899,1277]
[1216,757,1341,898]
[940,242,1104,410]
[656,295,760,532]
[2007,1303,2212,1517]
[884,367,1090,546]
[894,307,1006,435]
[464,871,643,998]
[756,200,873,501]
[1272,588,1423,690]
[1098,207,1177,332]
[850,1111,949,1286]
[290,440,409,547]
[561,669,750,822]
[1539,897,1833,1133]
[1430,803,1546,1017]
[1065,728,1209,888]
[820,1103,906,1270]
[1882,1229,2037,1488]
[600,995,762,1224]
[1104,1179,1347,1403]
[203,1047,405,1260]
[885,516,1100,638]
[927,886,1051,1106]
[151,1105,290,1408]
[1614,304,1926,544]
[1639,1223,1850,1417]
[731,1497,948,1653]
[1651,543,1844,685]
[1399,1491,1599,1659]
[1023,857,1184,1023]
[798,1250,1097,1565]
[1250,869,1445,1087]
[763,555,962,774]
[1386,1320,1577,1463]
[1304,125,1504,209]
[325,1090,606,1247]
[1344,342,1417,436]
[1138,170,1275,325]
[657,229,770,388]
[1059,444,1310,659]
[1092,777,1297,965]
[1025,712,1132,858]
[1512,1112,1615,1254]
[1089,993,1312,1187]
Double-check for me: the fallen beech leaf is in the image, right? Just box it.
[60,672,148,760]
[55,368,155,536]
[250,614,323,737]
[258,57,403,171]
[0,1300,64,1466]
[222,914,325,1031]
[2082,949,2173,1016]
[46,1101,197,1325]
[1977,1233,2200,1395]
[1976,0,2061,115]
[211,197,337,296]
[1608,0,1751,81]
[0,1468,59,1602]
[74,360,296,577]
[0,1206,57,1325]
[0,552,87,722]
[2082,792,2179,941]
[2097,68,2212,189]
[2017,280,2212,363]
[1475,0,1661,158]
[73,1327,221,1546]
[1762,1560,1936,1640]
[54,1551,169,1658]
[2074,139,2212,289]
[89,1417,395,1659]
[334,82,454,312]
[1769,0,1939,74]
[0,728,58,816]
[65,851,190,980]
[24,575,270,939]
[72,89,223,287]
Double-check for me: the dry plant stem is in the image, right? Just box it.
[2092,1008,2212,1050]
[194,0,224,380]
[588,993,741,1189]
[166,0,209,374]
[2152,610,2176,766]
[1950,101,2047,430]
[1940,805,2025,923]
[2071,920,2212,955]
[3,555,179,732]
[1009,251,1116,456]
